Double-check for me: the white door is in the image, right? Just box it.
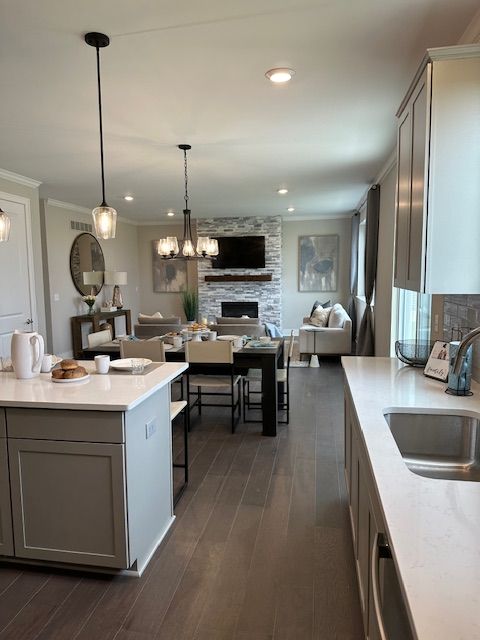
[0,191,37,358]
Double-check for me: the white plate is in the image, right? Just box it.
[217,335,239,341]
[110,358,152,370]
[51,374,90,384]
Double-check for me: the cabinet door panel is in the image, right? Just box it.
[9,438,128,568]
[394,108,412,288]
[0,438,14,556]
[406,68,429,291]
[344,394,352,495]
[357,464,370,629]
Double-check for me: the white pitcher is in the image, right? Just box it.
[11,330,45,379]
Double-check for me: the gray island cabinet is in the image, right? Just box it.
[0,361,187,575]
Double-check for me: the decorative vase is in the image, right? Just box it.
[112,284,123,309]
[85,303,95,315]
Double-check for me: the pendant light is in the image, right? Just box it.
[0,208,11,242]
[158,145,219,260]
[85,32,117,240]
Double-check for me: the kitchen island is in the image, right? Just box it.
[343,357,480,640]
[0,360,187,576]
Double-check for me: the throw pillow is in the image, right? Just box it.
[138,311,163,321]
[309,299,331,317]
[328,304,346,328]
[310,306,332,327]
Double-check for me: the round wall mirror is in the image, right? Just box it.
[70,232,105,296]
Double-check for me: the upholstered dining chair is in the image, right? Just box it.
[243,330,295,425]
[120,338,188,506]
[185,340,242,433]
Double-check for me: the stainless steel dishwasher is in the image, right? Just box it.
[371,533,414,640]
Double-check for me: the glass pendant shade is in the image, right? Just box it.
[0,209,11,242]
[92,205,117,240]
[196,237,210,255]
[167,236,179,254]
[207,238,219,256]
[182,239,195,257]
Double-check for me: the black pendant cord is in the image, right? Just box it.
[95,45,107,207]
[182,146,194,244]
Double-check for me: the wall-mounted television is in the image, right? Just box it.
[213,236,265,269]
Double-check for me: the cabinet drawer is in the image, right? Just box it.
[6,408,124,443]
[9,438,129,568]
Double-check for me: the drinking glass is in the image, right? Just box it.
[131,358,145,374]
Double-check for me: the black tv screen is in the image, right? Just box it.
[214,236,265,269]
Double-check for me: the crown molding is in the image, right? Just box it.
[281,213,353,222]
[0,168,42,188]
[46,198,138,225]
[355,148,397,212]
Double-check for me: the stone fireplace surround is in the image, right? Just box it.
[197,216,282,327]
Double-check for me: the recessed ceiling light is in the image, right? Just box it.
[277,188,288,195]
[287,207,295,212]
[124,195,134,201]
[265,68,295,84]
[167,211,175,217]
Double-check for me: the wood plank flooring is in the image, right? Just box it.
[0,363,363,640]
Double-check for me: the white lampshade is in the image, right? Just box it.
[83,271,103,286]
[92,205,117,239]
[104,271,127,285]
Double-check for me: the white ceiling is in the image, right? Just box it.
[0,0,478,221]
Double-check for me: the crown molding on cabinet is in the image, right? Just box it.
[0,168,42,189]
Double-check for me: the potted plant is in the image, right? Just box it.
[181,290,198,323]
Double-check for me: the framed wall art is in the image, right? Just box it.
[152,240,188,292]
[298,234,339,292]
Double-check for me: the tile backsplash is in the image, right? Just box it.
[443,295,480,381]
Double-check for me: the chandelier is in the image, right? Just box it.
[0,208,11,242]
[85,32,117,240]
[158,145,218,260]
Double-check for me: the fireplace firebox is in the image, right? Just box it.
[221,301,259,318]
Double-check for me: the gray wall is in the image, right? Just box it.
[41,201,140,356]
[0,176,46,340]
[137,223,198,321]
[281,217,351,332]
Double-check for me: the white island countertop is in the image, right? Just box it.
[342,357,480,640]
[0,361,188,411]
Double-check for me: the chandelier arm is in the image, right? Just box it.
[95,46,107,207]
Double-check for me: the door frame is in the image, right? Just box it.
[0,190,38,329]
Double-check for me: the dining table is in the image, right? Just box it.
[84,337,285,437]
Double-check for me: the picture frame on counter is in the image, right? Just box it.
[424,340,450,381]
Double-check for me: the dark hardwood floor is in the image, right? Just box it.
[0,363,363,640]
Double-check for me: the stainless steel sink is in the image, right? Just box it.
[384,412,480,482]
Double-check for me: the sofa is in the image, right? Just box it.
[299,303,352,357]
[209,317,267,338]
[134,315,184,339]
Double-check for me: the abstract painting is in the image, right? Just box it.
[298,235,339,292]
[152,240,188,292]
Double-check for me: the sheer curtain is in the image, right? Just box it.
[357,185,380,356]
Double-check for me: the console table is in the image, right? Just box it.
[71,309,132,359]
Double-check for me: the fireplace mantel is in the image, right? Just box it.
[204,274,272,283]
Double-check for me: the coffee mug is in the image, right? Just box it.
[95,354,110,374]
[233,336,246,349]
[41,354,53,372]
[208,331,217,341]
[173,336,183,348]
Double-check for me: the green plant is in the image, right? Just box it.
[181,289,198,322]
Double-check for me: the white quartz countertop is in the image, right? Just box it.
[342,357,480,640]
[0,361,188,411]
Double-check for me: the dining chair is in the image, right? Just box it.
[185,340,242,433]
[120,339,188,505]
[120,339,165,361]
[87,326,112,349]
[243,330,294,425]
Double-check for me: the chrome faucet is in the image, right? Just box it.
[448,326,480,395]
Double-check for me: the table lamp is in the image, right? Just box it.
[104,271,127,309]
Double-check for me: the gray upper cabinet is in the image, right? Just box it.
[394,45,480,293]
